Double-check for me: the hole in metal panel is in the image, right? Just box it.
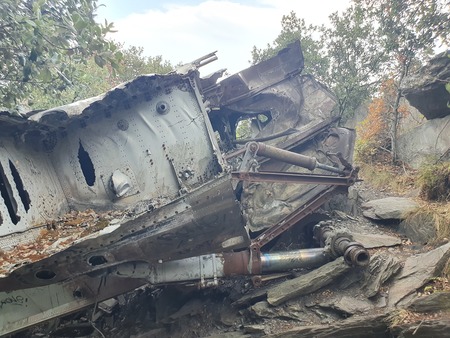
[156,101,170,114]
[88,255,107,266]
[35,270,56,280]
[9,160,31,212]
[78,141,96,187]
[73,288,83,298]
[0,161,20,224]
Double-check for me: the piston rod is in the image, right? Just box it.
[250,142,344,174]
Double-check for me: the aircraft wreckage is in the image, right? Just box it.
[0,41,369,336]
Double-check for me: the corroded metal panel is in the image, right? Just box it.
[0,174,249,291]
[0,73,223,239]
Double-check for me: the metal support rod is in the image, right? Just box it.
[232,171,357,186]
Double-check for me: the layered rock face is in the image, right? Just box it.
[401,51,450,120]
[397,51,450,167]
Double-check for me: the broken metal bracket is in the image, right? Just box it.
[238,141,260,172]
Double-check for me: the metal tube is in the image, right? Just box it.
[316,224,370,267]
[255,142,317,170]
[315,162,346,174]
[112,248,333,283]
[260,248,330,273]
[255,142,344,174]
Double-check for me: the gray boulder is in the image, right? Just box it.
[362,253,402,298]
[318,296,373,316]
[408,291,450,312]
[361,197,419,220]
[388,242,450,307]
[267,257,351,306]
[397,114,450,168]
[352,233,402,249]
[401,51,450,120]
[399,210,437,244]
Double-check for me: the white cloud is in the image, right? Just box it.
[105,0,350,75]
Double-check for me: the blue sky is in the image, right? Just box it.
[96,0,351,75]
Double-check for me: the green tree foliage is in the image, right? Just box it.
[115,45,173,83]
[29,45,174,109]
[362,0,449,162]
[251,0,449,127]
[324,4,387,119]
[0,0,120,109]
[251,11,329,80]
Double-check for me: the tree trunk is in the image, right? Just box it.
[391,59,410,164]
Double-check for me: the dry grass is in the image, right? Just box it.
[357,162,417,194]
[358,161,450,246]
[404,204,450,242]
[417,162,450,202]
[387,309,415,327]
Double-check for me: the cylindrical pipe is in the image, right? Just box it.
[316,225,370,267]
[221,248,331,276]
[112,248,334,284]
[254,142,344,174]
[255,142,317,170]
[260,248,330,273]
[344,243,370,267]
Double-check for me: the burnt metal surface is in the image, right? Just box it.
[0,39,363,336]
[0,72,224,242]
[249,185,344,252]
[241,127,356,232]
[204,40,304,107]
[0,175,249,291]
[0,274,147,336]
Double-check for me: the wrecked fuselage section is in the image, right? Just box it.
[0,41,366,336]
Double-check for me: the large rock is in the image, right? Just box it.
[318,296,373,316]
[267,257,351,306]
[401,51,450,120]
[399,210,437,244]
[361,197,419,220]
[388,242,450,307]
[362,253,402,298]
[390,320,450,338]
[408,291,450,312]
[264,314,389,338]
[397,114,450,168]
[352,233,402,249]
